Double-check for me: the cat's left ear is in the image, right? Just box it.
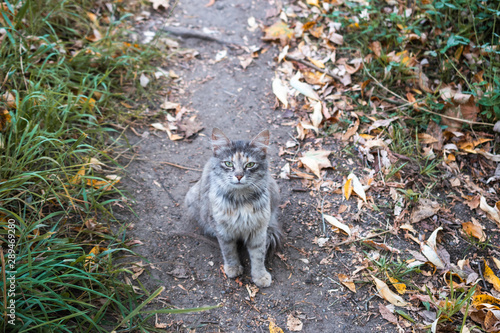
[250,130,270,153]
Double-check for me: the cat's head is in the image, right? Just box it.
[211,128,269,187]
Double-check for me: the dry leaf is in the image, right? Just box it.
[479,197,500,225]
[379,303,398,324]
[342,112,359,141]
[347,173,367,202]
[371,275,408,307]
[343,178,352,200]
[272,78,289,108]
[299,150,332,178]
[290,72,320,100]
[269,321,284,333]
[70,165,86,185]
[462,222,486,242]
[421,227,447,270]
[324,214,351,236]
[484,262,500,292]
[338,273,356,292]
[286,314,303,331]
[387,273,406,294]
[410,198,440,223]
[149,0,169,10]
[310,100,323,129]
[263,21,293,45]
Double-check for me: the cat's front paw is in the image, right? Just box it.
[252,271,272,287]
[224,264,243,278]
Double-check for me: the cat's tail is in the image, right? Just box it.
[266,216,283,257]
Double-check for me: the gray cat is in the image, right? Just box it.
[185,128,282,287]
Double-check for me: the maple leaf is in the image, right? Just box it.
[262,21,293,46]
[299,150,332,178]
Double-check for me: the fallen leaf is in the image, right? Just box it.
[70,165,86,185]
[149,0,169,10]
[462,222,486,242]
[139,73,150,87]
[239,55,253,69]
[342,112,359,141]
[410,198,440,223]
[484,262,500,292]
[479,196,500,225]
[338,273,356,292]
[343,178,352,200]
[290,72,320,100]
[387,273,406,294]
[298,150,332,178]
[421,227,447,270]
[371,275,408,307]
[286,314,303,331]
[379,303,398,324]
[263,21,293,45]
[310,100,323,129]
[269,321,284,333]
[324,214,351,236]
[347,173,367,202]
[272,77,289,108]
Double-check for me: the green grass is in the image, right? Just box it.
[0,0,213,331]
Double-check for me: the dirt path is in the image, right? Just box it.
[119,0,391,331]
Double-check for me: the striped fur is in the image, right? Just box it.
[185,128,282,287]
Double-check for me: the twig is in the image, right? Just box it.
[159,26,240,49]
[159,161,202,172]
[364,68,494,127]
[285,54,342,80]
[332,230,391,247]
[478,261,488,291]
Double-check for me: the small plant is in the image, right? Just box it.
[426,278,476,331]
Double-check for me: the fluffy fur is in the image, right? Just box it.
[185,128,282,287]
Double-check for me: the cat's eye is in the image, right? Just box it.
[245,162,256,168]
[224,161,233,168]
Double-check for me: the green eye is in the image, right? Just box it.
[224,161,233,168]
[245,162,256,168]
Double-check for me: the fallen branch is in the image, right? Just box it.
[160,161,202,172]
[159,26,240,49]
[333,230,392,247]
[285,54,342,81]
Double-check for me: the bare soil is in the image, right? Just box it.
[113,0,500,332]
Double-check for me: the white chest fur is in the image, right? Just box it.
[210,190,271,241]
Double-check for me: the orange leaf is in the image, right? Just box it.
[343,178,352,200]
[462,222,486,242]
[263,21,293,45]
[338,273,356,292]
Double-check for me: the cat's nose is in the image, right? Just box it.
[235,175,243,181]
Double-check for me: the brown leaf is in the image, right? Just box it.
[410,198,440,223]
[342,112,359,141]
[177,115,204,139]
[369,41,382,58]
[379,303,398,324]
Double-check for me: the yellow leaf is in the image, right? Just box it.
[338,273,356,292]
[472,294,500,309]
[269,320,284,333]
[343,178,352,200]
[70,165,86,185]
[484,262,500,292]
[307,57,325,68]
[386,273,406,294]
[371,275,408,307]
[87,175,121,191]
[263,21,293,45]
[493,257,500,270]
[85,246,108,270]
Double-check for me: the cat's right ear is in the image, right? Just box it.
[211,128,231,154]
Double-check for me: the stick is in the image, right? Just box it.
[285,54,342,80]
[159,161,202,172]
[159,26,240,49]
[333,230,392,247]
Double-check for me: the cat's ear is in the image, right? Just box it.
[211,128,231,154]
[250,130,270,152]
